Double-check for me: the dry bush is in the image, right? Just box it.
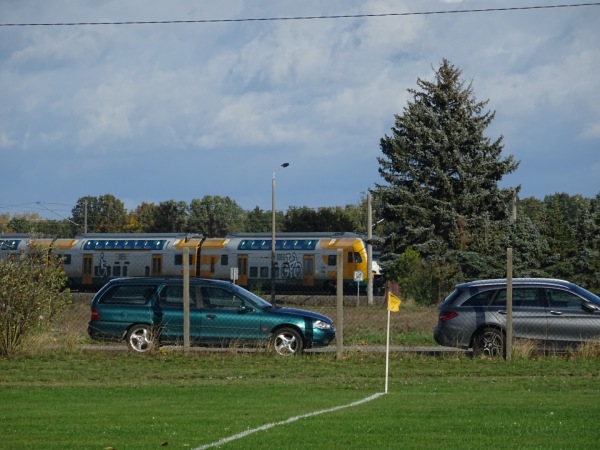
[0,252,72,356]
[511,339,537,358]
[573,339,600,358]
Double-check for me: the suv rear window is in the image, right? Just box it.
[99,284,157,305]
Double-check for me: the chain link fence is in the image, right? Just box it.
[53,291,438,352]
[31,247,600,356]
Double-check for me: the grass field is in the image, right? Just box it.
[1,350,599,449]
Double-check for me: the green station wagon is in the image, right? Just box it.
[88,277,336,355]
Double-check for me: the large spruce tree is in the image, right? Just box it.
[376,59,520,292]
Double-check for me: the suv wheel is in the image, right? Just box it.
[126,324,156,353]
[473,327,505,358]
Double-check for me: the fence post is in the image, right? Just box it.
[183,246,190,353]
[506,248,513,361]
[336,248,344,359]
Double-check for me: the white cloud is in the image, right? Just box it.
[0,0,599,216]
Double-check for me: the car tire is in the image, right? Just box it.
[126,324,156,353]
[271,327,304,356]
[472,327,505,358]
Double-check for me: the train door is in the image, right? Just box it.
[303,255,315,287]
[345,249,356,281]
[82,254,93,286]
[237,254,248,287]
[152,255,163,276]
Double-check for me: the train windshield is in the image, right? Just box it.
[0,240,21,250]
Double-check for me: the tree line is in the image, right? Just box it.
[2,59,599,302]
[0,195,370,238]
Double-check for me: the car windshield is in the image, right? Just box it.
[229,283,274,309]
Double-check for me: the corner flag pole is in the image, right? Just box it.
[384,291,401,394]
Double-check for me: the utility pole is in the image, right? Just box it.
[367,193,374,306]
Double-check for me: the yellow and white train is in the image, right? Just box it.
[0,232,382,292]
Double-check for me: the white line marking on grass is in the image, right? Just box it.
[194,392,385,450]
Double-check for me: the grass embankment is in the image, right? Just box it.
[1,350,599,449]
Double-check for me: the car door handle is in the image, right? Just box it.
[550,311,563,316]
[206,314,217,319]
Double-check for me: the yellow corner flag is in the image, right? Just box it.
[387,292,401,312]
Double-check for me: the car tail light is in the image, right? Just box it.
[439,311,458,321]
[90,306,99,321]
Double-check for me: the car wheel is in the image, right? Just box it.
[473,327,505,358]
[271,327,304,356]
[126,324,156,353]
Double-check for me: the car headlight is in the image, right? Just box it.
[314,320,332,330]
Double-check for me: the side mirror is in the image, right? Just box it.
[581,301,600,313]
[239,305,254,314]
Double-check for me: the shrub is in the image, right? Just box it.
[0,250,72,356]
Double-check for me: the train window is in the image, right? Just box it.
[327,255,336,266]
[347,252,354,263]
[250,240,260,250]
[174,254,193,266]
[113,241,124,250]
[260,267,269,278]
[282,241,293,250]
[249,267,258,278]
[134,241,143,250]
[123,241,133,249]
[354,252,362,263]
[60,255,71,265]
[104,241,114,250]
[220,255,228,266]
[293,240,303,250]
[260,241,270,250]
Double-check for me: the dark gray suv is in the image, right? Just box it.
[434,278,600,356]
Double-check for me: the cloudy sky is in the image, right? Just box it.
[1,0,599,221]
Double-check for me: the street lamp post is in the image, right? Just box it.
[271,162,289,304]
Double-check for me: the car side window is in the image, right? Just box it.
[200,286,244,310]
[545,289,582,309]
[491,288,545,307]
[99,284,156,305]
[461,290,497,306]
[159,285,200,309]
